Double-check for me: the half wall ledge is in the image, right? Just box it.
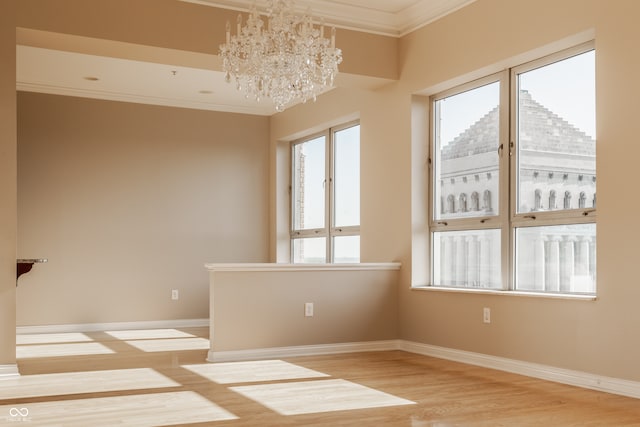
[204,262,401,272]
[205,263,401,362]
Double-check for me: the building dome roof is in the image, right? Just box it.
[442,90,594,160]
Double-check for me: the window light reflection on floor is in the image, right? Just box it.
[124,337,209,352]
[230,379,415,416]
[16,342,115,359]
[0,391,237,426]
[104,328,196,340]
[0,368,179,400]
[182,360,330,384]
[16,332,93,345]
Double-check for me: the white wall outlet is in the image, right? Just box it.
[483,307,491,323]
[304,302,314,317]
[171,289,179,300]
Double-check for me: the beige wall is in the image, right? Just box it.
[270,0,640,383]
[0,0,17,367]
[17,93,269,325]
[209,267,399,354]
[270,85,410,265]
[396,0,640,383]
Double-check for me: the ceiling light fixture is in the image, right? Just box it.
[219,0,343,112]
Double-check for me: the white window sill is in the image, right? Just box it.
[411,285,597,301]
[205,262,401,272]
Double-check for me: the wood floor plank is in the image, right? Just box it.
[2,327,639,426]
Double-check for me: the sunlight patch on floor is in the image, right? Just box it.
[124,337,209,352]
[104,329,196,340]
[230,378,415,415]
[16,332,93,345]
[183,360,330,384]
[17,342,114,359]
[0,368,179,399]
[0,391,237,426]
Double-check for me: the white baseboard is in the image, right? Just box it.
[208,340,401,363]
[16,318,209,335]
[0,364,20,380]
[209,339,640,400]
[12,319,640,400]
[399,340,640,400]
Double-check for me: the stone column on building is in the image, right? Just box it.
[533,235,546,291]
[441,235,453,286]
[467,235,479,286]
[560,236,576,292]
[575,236,590,277]
[479,235,491,287]
[545,237,561,292]
[454,235,466,286]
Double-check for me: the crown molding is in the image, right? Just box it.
[180,0,477,37]
[396,0,477,35]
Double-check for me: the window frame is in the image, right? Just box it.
[429,72,511,290]
[510,42,596,228]
[290,120,360,263]
[428,41,596,295]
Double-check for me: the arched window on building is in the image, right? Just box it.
[447,195,455,213]
[483,190,492,212]
[440,196,445,214]
[592,192,597,208]
[549,190,557,210]
[564,191,572,209]
[471,192,480,211]
[459,193,468,212]
[534,189,542,211]
[579,191,587,208]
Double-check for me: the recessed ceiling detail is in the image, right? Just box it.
[181,0,477,36]
[17,1,477,115]
[16,45,276,116]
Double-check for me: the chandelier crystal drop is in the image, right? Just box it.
[219,0,343,112]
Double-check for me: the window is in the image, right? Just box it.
[429,42,596,295]
[291,122,360,263]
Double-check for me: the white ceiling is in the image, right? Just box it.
[16,0,475,116]
[17,45,277,116]
[183,0,476,36]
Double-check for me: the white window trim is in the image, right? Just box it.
[426,41,596,296]
[290,120,360,263]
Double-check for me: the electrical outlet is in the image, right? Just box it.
[305,302,314,317]
[171,289,179,300]
[483,307,491,323]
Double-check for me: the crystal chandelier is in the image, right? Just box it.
[219,0,343,112]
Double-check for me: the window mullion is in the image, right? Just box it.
[326,129,333,263]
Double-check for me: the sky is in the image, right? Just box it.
[438,49,596,145]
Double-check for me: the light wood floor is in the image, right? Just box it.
[3,327,640,426]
